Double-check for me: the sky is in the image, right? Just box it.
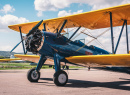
[0,0,130,54]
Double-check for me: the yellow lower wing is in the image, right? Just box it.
[14,54,72,66]
[14,54,40,63]
[0,58,22,62]
[66,54,130,66]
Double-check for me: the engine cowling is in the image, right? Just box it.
[25,29,43,54]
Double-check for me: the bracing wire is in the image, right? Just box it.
[76,20,123,52]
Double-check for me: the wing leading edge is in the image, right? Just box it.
[14,54,40,63]
[8,4,130,34]
[0,58,22,62]
[66,54,130,66]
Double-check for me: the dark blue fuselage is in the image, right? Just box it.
[38,31,110,61]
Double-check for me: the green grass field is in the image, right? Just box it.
[0,63,83,70]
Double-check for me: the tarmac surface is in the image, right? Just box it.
[0,68,130,95]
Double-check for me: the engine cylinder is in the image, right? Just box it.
[25,29,43,54]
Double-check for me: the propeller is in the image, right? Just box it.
[27,20,43,36]
[10,20,43,53]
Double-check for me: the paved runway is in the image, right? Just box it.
[0,68,130,95]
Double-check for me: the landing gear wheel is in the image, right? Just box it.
[27,68,40,82]
[53,70,68,86]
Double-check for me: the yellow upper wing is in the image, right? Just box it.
[8,4,130,34]
[66,54,130,66]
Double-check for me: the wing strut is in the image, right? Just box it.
[114,20,129,54]
[19,27,26,54]
[43,23,46,31]
[109,12,114,54]
[57,20,67,37]
[109,11,129,54]
[68,26,81,41]
[109,12,129,54]
[114,20,125,54]
[125,20,129,54]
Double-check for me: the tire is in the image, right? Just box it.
[27,68,40,82]
[53,70,68,86]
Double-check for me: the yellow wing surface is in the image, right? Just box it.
[2,54,130,66]
[0,58,22,62]
[14,54,55,65]
[66,54,130,66]
[14,54,64,66]
[8,4,130,34]
[14,54,40,63]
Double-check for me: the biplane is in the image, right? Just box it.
[0,4,130,86]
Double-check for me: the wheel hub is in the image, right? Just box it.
[31,71,38,80]
[58,74,67,84]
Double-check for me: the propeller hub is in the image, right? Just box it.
[25,29,43,54]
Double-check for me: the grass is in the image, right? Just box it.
[0,62,83,70]
[0,63,50,70]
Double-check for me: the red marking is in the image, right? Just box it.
[85,51,93,55]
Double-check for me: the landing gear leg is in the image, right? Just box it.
[27,55,47,82]
[53,53,68,86]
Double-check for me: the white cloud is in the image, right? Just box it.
[34,0,130,17]
[0,14,29,30]
[0,4,15,14]
[37,11,43,17]
[87,0,130,10]
[34,0,70,11]
[0,14,29,52]
[58,10,83,17]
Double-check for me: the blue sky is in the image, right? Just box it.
[0,0,130,53]
[0,0,91,21]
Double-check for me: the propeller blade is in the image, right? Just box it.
[26,20,43,36]
[10,20,43,54]
[10,40,23,53]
